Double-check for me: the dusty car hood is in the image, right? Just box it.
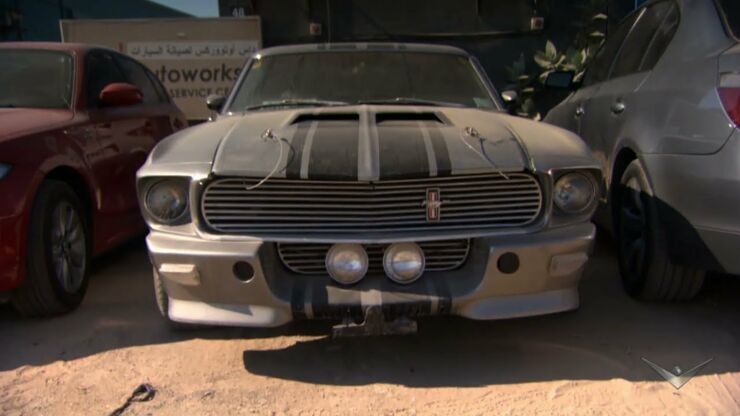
[212,106,535,180]
[145,105,596,180]
[0,108,74,141]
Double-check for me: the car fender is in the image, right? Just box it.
[3,132,98,290]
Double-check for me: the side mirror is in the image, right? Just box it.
[501,90,518,104]
[206,94,226,112]
[500,90,518,114]
[99,83,143,107]
[544,71,576,90]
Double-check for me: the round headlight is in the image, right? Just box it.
[553,173,595,214]
[383,242,425,284]
[145,180,188,223]
[326,243,368,285]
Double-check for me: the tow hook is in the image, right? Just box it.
[331,305,418,337]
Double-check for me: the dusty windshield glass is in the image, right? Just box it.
[228,51,498,111]
[0,50,73,109]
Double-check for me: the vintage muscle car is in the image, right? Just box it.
[138,43,602,334]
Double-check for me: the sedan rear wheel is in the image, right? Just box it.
[11,181,91,317]
[615,160,705,300]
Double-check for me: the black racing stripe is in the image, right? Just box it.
[286,122,310,179]
[379,280,431,317]
[313,284,363,320]
[307,121,359,180]
[378,125,430,179]
[427,122,452,176]
[291,283,306,320]
[310,283,330,318]
[433,278,452,315]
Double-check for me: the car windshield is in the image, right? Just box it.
[0,50,74,109]
[227,51,499,112]
[718,0,740,39]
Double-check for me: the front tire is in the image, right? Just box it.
[12,180,91,316]
[614,160,705,300]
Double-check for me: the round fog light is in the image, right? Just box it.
[326,243,368,285]
[383,243,425,284]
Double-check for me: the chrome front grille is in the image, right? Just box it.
[201,173,542,234]
[278,239,471,275]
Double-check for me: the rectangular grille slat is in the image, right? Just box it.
[205,182,537,196]
[201,173,542,235]
[277,239,471,275]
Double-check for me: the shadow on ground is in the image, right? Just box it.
[1,234,739,387]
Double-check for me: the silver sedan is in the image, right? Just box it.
[545,0,739,300]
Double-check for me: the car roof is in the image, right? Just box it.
[257,42,470,57]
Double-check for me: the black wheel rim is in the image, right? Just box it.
[618,177,648,280]
[49,201,86,294]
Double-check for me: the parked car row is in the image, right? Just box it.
[0,0,736,333]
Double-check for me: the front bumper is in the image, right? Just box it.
[147,223,596,327]
[642,129,740,274]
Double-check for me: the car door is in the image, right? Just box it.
[84,49,153,246]
[580,1,679,181]
[576,9,643,175]
[113,54,185,142]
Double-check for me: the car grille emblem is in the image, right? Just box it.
[423,188,442,222]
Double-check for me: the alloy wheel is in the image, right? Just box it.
[49,201,87,294]
[618,177,648,279]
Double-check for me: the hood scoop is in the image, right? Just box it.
[290,112,445,125]
[291,113,359,124]
[375,112,445,124]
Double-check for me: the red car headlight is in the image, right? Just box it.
[0,164,12,180]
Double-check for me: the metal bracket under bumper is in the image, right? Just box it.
[331,305,418,337]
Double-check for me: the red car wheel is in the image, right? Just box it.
[11,180,91,317]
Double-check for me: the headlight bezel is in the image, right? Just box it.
[553,172,597,215]
[547,168,602,228]
[140,177,191,226]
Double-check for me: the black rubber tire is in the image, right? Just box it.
[614,159,705,300]
[153,267,197,330]
[11,180,91,316]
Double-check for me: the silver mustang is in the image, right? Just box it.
[137,43,601,334]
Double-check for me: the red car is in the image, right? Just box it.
[0,42,186,316]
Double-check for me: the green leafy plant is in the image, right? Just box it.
[504,53,540,119]
[504,1,608,118]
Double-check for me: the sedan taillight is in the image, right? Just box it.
[719,72,740,126]
[719,88,740,126]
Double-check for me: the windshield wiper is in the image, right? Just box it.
[355,97,465,107]
[245,99,350,111]
[0,104,16,108]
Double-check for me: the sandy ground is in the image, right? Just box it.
[1,234,739,415]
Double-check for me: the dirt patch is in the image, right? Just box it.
[1,237,739,415]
